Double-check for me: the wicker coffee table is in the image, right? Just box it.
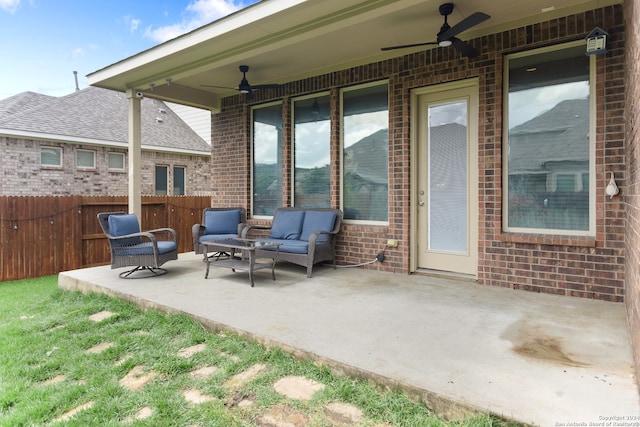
[202,238,281,287]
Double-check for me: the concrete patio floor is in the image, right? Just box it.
[58,252,640,426]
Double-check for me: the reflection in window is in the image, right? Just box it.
[77,149,96,169]
[108,152,125,171]
[41,146,62,166]
[173,166,185,195]
[506,44,591,233]
[252,103,282,216]
[155,165,168,195]
[342,83,389,221]
[294,94,331,208]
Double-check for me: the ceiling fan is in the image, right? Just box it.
[201,65,281,99]
[381,3,490,58]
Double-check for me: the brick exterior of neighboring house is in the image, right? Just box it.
[210,5,626,303]
[0,87,211,196]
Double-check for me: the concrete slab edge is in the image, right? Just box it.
[57,272,530,426]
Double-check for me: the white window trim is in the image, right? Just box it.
[76,149,96,170]
[40,146,62,167]
[502,41,596,237]
[108,152,126,171]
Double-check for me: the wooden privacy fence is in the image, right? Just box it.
[0,196,212,282]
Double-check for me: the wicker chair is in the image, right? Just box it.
[97,212,178,278]
[192,207,246,258]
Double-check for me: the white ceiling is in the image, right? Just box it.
[87,0,620,111]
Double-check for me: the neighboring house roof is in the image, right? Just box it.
[0,91,55,121]
[0,87,211,154]
[508,98,589,174]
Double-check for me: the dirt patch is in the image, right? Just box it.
[256,403,309,427]
[119,365,158,391]
[55,401,94,422]
[273,376,325,401]
[178,343,207,358]
[324,402,364,425]
[89,311,115,322]
[85,341,114,354]
[224,363,267,389]
[182,389,215,404]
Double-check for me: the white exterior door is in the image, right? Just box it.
[413,80,478,276]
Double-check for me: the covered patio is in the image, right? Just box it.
[59,254,639,426]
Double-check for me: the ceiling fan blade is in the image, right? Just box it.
[438,11,490,41]
[451,37,479,58]
[381,41,437,51]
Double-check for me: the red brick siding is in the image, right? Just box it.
[210,5,625,302]
[624,0,640,383]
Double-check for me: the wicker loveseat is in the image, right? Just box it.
[242,207,342,278]
[98,212,178,278]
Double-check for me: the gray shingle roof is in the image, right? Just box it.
[0,87,210,153]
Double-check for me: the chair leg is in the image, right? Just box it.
[119,266,168,279]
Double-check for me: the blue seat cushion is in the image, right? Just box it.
[204,209,241,235]
[299,211,337,243]
[199,233,239,243]
[270,210,305,240]
[258,238,309,254]
[108,214,141,246]
[118,241,177,256]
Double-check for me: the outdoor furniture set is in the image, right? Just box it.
[98,207,342,284]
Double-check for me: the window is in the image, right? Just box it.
[293,94,330,208]
[108,152,125,171]
[41,146,62,167]
[76,149,96,169]
[155,165,168,195]
[342,83,389,221]
[173,166,185,195]
[252,103,283,216]
[505,42,593,234]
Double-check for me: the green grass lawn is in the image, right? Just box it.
[0,276,522,426]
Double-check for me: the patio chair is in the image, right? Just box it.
[97,212,178,278]
[192,207,246,259]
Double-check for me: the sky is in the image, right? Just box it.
[0,0,259,100]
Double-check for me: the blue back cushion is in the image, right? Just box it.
[300,211,337,242]
[270,210,305,240]
[108,214,141,246]
[204,209,241,235]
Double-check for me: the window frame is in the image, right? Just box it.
[291,91,331,208]
[76,149,96,170]
[340,80,390,225]
[108,152,126,172]
[40,146,62,167]
[155,165,169,196]
[173,165,186,195]
[251,100,283,218]
[502,41,596,236]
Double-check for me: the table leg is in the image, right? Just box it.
[204,246,210,279]
[248,251,255,287]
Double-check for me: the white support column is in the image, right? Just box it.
[126,89,142,219]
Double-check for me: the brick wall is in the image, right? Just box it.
[211,5,626,302]
[624,0,640,383]
[0,137,210,196]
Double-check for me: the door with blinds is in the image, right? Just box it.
[414,80,478,276]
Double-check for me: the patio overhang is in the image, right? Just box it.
[86,0,621,217]
[87,0,619,112]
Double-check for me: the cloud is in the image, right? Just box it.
[0,0,21,13]
[70,47,85,59]
[123,15,141,33]
[145,0,246,43]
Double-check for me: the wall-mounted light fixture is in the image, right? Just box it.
[606,171,619,199]
[585,27,608,56]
